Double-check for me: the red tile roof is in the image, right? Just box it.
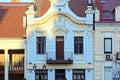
[0,3,30,37]
[39,0,50,17]
[95,0,120,22]
[34,0,51,17]
[69,0,88,17]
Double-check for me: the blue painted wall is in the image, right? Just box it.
[26,1,94,80]
[48,70,55,80]
[27,25,93,64]
[85,69,94,80]
[66,69,72,80]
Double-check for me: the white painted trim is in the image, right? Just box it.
[5,49,8,80]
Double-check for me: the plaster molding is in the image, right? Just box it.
[25,4,35,15]
[73,30,84,36]
[52,26,69,39]
[27,64,93,69]
[34,12,86,26]
[27,12,86,37]
[35,30,47,36]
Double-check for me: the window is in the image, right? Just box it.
[73,69,85,80]
[104,67,112,80]
[35,70,48,80]
[74,37,83,54]
[55,69,65,80]
[37,37,46,54]
[104,38,112,53]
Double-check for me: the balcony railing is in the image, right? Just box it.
[9,62,24,71]
[46,52,73,64]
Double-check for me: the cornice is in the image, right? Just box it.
[27,12,86,37]
[34,12,86,26]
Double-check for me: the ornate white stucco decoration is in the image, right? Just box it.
[25,4,35,15]
[101,31,115,38]
[34,12,86,26]
[35,30,46,36]
[73,30,84,36]
[52,26,69,39]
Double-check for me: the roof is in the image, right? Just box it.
[95,0,120,22]
[0,1,88,37]
[69,0,88,17]
[34,0,51,17]
[34,0,88,17]
[0,3,30,38]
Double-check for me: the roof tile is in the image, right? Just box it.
[69,0,88,17]
[0,3,29,37]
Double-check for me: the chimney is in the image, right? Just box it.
[25,4,35,25]
[85,6,94,24]
[95,8,100,22]
[115,6,120,21]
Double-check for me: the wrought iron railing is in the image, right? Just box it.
[9,62,24,71]
[46,52,73,60]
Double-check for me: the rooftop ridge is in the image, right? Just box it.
[0,2,31,6]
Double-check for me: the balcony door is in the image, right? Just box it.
[56,36,64,60]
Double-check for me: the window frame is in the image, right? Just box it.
[74,36,83,54]
[35,70,48,80]
[104,38,112,54]
[36,37,46,54]
[73,69,85,80]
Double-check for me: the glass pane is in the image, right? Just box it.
[42,43,44,53]
[75,43,78,53]
[104,67,112,80]
[74,37,78,42]
[79,43,83,53]
[78,74,80,79]
[81,75,84,79]
[105,38,112,52]
[37,44,41,53]
[36,75,39,79]
[78,37,83,42]
[44,75,47,79]
[73,74,76,79]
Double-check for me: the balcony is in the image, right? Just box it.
[46,52,73,64]
[9,62,24,74]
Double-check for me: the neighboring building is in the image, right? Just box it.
[94,0,120,80]
[25,0,94,80]
[0,1,30,80]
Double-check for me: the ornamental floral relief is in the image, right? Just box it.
[73,30,84,36]
[52,26,69,39]
[35,30,46,36]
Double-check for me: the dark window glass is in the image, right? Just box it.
[74,37,83,54]
[73,69,85,80]
[35,70,48,80]
[37,37,46,54]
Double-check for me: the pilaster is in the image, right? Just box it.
[4,49,8,80]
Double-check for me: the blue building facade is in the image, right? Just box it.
[25,0,94,80]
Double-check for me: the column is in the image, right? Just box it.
[24,41,27,79]
[4,49,8,80]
